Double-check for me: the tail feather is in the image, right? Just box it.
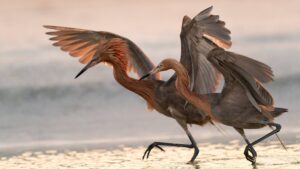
[271,107,288,118]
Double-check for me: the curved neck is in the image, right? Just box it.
[172,62,212,117]
[109,61,157,110]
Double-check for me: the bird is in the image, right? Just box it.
[141,51,288,165]
[44,6,231,162]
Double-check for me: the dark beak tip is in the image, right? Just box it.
[74,72,82,79]
[139,73,150,80]
[74,61,95,79]
[74,68,88,79]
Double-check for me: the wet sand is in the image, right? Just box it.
[0,141,299,169]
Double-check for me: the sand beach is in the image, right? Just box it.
[0,141,299,169]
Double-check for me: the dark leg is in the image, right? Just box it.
[143,121,199,162]
[250,122,281,146]
[269,126,287,150]
[235,123,282,165]
[245,123,281,165]
[234,127,257,164]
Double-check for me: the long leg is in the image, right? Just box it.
[250,122,281,146]
[235,122,282,165]
[143,120,199,162]
[244,122,281,165]
[234,127,257,164]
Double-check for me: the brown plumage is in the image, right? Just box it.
[98,39,159,110]
[147,55,287,165]
[153,59,212,118]
[44,6,231,162]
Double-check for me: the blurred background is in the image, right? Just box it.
[0,0,299,155]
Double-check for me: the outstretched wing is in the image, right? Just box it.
[44,25,159,80]
[207,48,274,107]
[174,6,232,95]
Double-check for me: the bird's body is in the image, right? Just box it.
[210,84,270,129]
[215,91,265,129]
[154,81,210,125]
[96,47,209,124]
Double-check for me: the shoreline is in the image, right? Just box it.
[0,141,299,169]
[1,131,298,158]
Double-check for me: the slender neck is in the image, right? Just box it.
[172,62,212,118]
[109,61,157,110]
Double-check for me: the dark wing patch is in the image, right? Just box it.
[175,6,231,95]
[228,63,274,106]
[208,48,274,106]
[224,51,274,83]
[209,48,274,83]
[44,25,159,79]
[194,6,232,49]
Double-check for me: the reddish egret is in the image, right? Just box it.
[44,6,231,162]
[142,55,287,164]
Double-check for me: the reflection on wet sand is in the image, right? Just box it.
[0,141,299,169]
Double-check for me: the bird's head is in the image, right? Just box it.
[75,38,128,78]
[140,59,178,80]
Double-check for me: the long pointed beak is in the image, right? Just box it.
[139,73,151,80]
[75,60,97,79]
[139,67,160,80]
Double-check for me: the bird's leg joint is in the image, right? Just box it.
[244,144,257,165]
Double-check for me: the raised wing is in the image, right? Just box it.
[207,48,274,108]
[176,6,232,95]
[44,25,159,80]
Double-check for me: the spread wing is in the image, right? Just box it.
[173,6,232,94]
[207,48,274,107]
[44,25,159,80]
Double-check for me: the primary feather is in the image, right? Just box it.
[172,6,232,95]
[44,25,159,80]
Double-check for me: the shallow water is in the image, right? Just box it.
[0,141,299,169]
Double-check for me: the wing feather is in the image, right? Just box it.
[212,49,274,83]
[44,25,158,79]
[175,6,231,95]
[207,48,274,107]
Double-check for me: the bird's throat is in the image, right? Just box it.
[173,63,212,118]
[110,61,157,111]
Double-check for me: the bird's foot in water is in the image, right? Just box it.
[244,144,257,165]
[142,142,165,159]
